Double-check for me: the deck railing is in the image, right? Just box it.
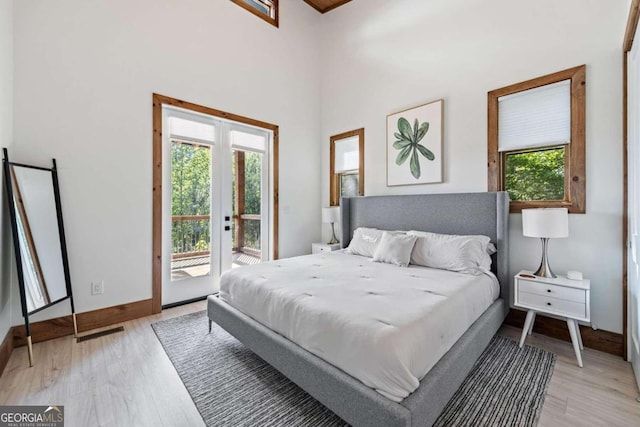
[171,215,261,263]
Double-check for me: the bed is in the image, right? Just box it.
[207,192,510,427]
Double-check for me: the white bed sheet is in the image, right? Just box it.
[219,251,499,402]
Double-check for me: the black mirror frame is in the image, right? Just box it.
[2,148,77,367]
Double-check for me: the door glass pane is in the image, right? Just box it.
[171,141,212,281]
[244,151,261,251]
[232,149,263,268]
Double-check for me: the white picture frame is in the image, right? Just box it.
[387,99,443,186]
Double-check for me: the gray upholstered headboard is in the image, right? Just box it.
[340,192,510,309]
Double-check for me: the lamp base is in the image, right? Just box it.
[534,237,557,278]
[533,264,556,279]
[327,223,339,245]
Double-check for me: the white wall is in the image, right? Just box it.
[320,0,627,333]
[12,0,322,321]
[8,0,629,334]
[0,0,13,340]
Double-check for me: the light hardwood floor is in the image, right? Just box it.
[0,302,639,426]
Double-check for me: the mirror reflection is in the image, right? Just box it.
[10,165,67,313]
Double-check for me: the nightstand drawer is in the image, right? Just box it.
[312,243,341,254]
[519,292,587,319]
[519,279,585,303]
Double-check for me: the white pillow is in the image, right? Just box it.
[487,242,497,255]
[407,231,493,274]
[345,227,384,258]
[372,232,417,267]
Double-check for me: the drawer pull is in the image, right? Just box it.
[547,289,552,293]
[547,302,552,306]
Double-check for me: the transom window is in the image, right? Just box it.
[231,0,278,27]
[488,65,586,213]
[330,128,364,206]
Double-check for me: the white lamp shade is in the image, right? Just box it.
[522,208,569,238]
[322,207,340,224]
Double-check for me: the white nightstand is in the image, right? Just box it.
[514,270,590,367]
[312,243,341,254]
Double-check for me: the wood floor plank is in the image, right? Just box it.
[0,302,638,426]
[501,325,640,426]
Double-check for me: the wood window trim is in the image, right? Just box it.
[329,128,364,206]
[488,65,586,214]
[230,0,279,27]
[152,93,279,314]
[303,0,352,14]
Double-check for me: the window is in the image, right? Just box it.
[231,0,278,27]
[330,128,364,206]
[488,65,586,213]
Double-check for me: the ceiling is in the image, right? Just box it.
[303,0,352,14]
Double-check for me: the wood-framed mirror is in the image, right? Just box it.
[2,148,77,366]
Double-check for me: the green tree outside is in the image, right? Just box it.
[171,142,263,255]
[171,143,211,254]
[243,151,262,250]
[505,146,565,201]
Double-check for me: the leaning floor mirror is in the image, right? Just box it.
[2,148,77,367]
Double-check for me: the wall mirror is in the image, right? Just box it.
[2,148,76,367]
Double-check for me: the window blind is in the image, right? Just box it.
[231,130,266,153]
[334,136,359,173]
[169,117,215,143]
[498,80,571,152]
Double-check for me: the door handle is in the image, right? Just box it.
[225,226,231,231]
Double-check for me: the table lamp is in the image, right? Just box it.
[322,207,340,245]
[522,208,569,278]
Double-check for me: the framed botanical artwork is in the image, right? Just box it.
[387,99,443,186]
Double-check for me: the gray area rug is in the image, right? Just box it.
[152,311,555,427]
[433,332,555,427]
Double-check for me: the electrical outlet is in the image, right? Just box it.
[91,281,104,296]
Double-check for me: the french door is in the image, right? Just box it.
[161,106,271,306]
[627,41,640,385]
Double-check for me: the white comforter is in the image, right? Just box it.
[219,251,499,402]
